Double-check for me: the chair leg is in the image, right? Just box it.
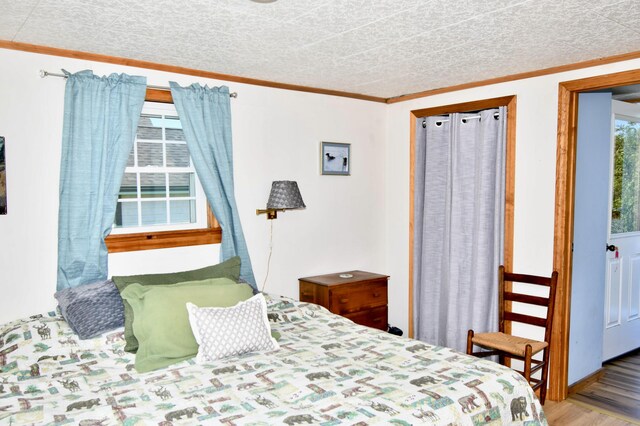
[466,330,474,355]
[539,349,549,405]
[523,344,532,384]
[539,379,547,405]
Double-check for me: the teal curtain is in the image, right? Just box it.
[57,70,147,291]
[169,82,256,288]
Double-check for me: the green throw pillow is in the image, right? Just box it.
[120,279,254,373]
[113,256,242,353]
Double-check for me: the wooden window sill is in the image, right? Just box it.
[105,227,221,253]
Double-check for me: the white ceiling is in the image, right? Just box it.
[1,0,640,99]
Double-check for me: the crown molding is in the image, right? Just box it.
[0,40,387,103]
[386,50,640,104]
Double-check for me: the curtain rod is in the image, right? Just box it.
[40,70,238,98]
[422,112,500,128]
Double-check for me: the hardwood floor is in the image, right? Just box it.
[544,348,640,425]
[544,400,638,425]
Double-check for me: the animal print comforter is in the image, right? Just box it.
[0,294,546,425]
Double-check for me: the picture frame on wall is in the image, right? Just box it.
[321,142,350,176]
[0,136,6,215]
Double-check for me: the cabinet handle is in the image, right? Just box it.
[373,317,382,323]
[339,298,349,304]
[372,292,381,297]
[302,292,312,297]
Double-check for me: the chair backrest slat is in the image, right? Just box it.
[504,292,549,306]
[504,311,548,328]
[498,266,558,346]
[503,272,553,286]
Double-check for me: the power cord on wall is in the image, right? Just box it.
[261,219,274,293]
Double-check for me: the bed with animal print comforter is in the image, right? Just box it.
[0,294,546,425]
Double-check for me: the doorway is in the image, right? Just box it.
[552,69,640,401]
[570,90,640,386]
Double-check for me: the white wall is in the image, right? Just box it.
[0,48,387,324]
[384,57,640,342]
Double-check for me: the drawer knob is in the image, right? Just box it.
[373,318,382,323]
[302,292,312,297]
[373,292,381,297]
[339,298,349,304]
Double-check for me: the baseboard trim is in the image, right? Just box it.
[568,368,604,395]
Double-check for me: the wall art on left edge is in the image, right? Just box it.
[0,136,6,214]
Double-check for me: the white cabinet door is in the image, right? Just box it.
[603,100,640,361]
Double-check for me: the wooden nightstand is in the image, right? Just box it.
[298,270,389,330]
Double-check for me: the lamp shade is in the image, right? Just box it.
[266,181,305,209]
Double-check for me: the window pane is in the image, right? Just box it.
[166,128,185,141]
[138,142,163,167]
[165,116,181,128]
[137,114,162,140]
[169,173,195,197]
[166,143,190,167]
[140,173,166,198]
[165,116,185,141]
[126,149,134,167]
[170,200,196,224]
[141,201,167,225]
[611,118,640,234]
[114,202,138,228]
[119,173,137,199]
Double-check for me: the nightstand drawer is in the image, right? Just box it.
[299,282,322,304]
[329,280,387,315]
[344,306,387,330]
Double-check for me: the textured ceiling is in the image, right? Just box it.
[1,0,640,99]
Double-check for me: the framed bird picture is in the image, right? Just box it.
[321,142,350,176]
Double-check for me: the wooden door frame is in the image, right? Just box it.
[408,95,517,338]
[551,68,640,401]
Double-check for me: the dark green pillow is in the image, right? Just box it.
[113,256,241,353]
[120,279,254,373]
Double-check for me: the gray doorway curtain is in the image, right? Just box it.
[413,107,506,352]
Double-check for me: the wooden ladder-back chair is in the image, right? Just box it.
[466,265,558,404]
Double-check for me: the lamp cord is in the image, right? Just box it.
[261,219,274,293]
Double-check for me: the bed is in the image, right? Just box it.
[0,294,546,425]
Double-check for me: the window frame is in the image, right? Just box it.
[105,89,221,253]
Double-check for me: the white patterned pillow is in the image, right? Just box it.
[186,294,279,363]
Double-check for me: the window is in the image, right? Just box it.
[611,116,640,234]
[105,90,220,252]
[111,102,207,232]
